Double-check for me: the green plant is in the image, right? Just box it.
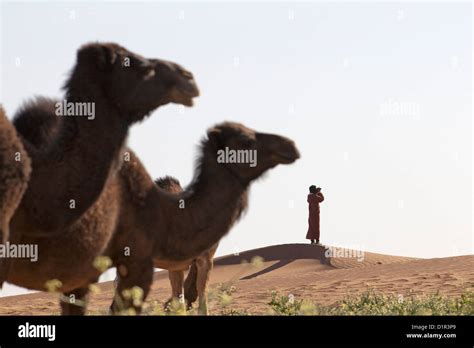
[268,291,303,315]
[332,289,474,315]
[267,289,474,316]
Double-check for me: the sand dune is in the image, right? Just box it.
[0,243,472,315]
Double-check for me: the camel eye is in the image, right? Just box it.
[133,60,155,80]
[142,67,156,80]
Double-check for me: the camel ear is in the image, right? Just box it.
[77,44,117,71]
[207,127,223,149]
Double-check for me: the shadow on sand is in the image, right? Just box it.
[212,243,332,280]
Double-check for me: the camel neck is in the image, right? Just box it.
[22,76,129,234]
[53,82,128,161]
[153,150,249,261]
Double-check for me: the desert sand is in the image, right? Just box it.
[0,243,472,315]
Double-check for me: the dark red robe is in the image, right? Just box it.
[306,192,324,240]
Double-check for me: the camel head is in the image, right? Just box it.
[71,42,200,122]
[206,122,300,183]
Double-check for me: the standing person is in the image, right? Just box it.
[306,185,324,245]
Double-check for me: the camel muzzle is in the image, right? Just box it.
[258,133,301,164]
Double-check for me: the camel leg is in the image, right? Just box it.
[168,270,185,300]
[110,259,153,315]
[183,261,198,309]
[0,223,20,288]
[195,256,213,315]
[60,287,90,315]
[165,270,185,311]
[0,256,11,289]
[0,223,10,288]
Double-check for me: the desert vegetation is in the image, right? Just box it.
[87,286,474,316]
[267,289,474,316]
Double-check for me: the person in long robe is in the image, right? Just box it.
[306,185,324,244]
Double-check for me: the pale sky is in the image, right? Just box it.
[0,1,472,297]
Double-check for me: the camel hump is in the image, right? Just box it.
[155,176,182,193]
[13,97,60,148]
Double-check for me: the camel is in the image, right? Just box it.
[11,42,199,237]
[109,122,299,314]
[105,121,300,315]
[0,107,31,287]
[4,43,199,313]
[155,176,218,315]
[15,112,299,315]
